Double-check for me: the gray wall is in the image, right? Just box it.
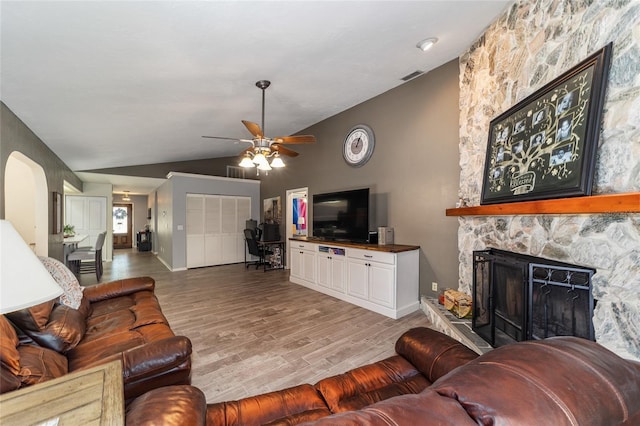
[155,173,261,270]
[1,102,83,260]
[262,59,461,297]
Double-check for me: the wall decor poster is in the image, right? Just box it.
[264,196,281,224]
[480,43,612,205]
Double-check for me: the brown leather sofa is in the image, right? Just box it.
[1,276,192,401]
[124,327,640,425]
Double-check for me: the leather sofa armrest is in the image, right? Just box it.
[1,365,22,393]
[395,327,479,382]
[126,385,206,426]
[120,336,192,383]
[83,277,155,303]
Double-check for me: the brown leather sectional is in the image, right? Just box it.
[1,277,191,401]
[3,275,640,425]
[126,326,640,425]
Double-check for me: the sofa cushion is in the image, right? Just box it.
[0,315,21,375]
[66,290,174,372]
[39,256,84,310]
[206,384,331,426]
[302,389,477,425]
[17,344,68,386]
[395,327,478,382]
[430,337,640,426]
[126,385,207,426]
[6,303,86,353]
[314,355,428,414]
[7,299,55,330]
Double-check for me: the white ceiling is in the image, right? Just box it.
[1,1,510,188]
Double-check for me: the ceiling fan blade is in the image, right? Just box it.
[272,145,299,157]
[202,136,254,145]
[202,135,242,141]
[242,120,263,138]
[273,135,316,144]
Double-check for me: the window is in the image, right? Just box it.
[113,207,128,234]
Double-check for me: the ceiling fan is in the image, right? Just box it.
[202,80,316,172]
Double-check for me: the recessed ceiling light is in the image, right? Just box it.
[416,37,438,52]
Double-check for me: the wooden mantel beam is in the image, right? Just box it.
[446,192,640,216]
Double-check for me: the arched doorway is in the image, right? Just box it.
[4,151,49,256]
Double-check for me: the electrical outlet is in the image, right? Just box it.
[432,282,438,292]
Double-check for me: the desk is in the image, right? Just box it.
[259,240,286,271]
[63,234,88,266]
[0,360,124,425]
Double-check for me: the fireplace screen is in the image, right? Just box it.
[529,264,594,340]
[473,249,595,347]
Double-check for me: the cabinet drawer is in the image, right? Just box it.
[347,248,395,265]
[291,241,315,251]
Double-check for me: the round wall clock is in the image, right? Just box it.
[343,124,375,167]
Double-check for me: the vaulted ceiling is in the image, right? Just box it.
[1,1,511,174]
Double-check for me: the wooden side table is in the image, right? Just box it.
[0,360,124,425]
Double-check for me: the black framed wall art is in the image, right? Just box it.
[480,43,612,205]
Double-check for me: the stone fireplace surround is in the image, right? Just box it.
[426,0,640,361]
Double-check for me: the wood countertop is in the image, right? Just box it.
[289,237,419,253]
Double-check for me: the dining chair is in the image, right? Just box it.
[67,231,106,280]
[74,231,106,252]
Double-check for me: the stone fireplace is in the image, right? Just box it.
[472,248,595,348]
[451,0,640,361]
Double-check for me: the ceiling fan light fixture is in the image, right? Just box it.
[239,155,255,168]
[416,37,438,51]
[257,161,272,171]
[270,155,285,168]
[253,152,268,166]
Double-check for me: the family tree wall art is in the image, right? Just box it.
[481,43,612,205]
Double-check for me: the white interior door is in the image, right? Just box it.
[65,195,107,258]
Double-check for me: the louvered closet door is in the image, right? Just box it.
[186,194,205,268]
[204,195,222,265]
[236,197,251,260]
[221,197,239,264]
[187,194,251,268]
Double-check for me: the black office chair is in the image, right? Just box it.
[244,228,272,269]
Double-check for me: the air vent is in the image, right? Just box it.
[401,70,424,81]
[226,165,245,179]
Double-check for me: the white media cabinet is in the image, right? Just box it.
[289,238,420,319]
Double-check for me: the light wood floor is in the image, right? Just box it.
[92,249,432,403]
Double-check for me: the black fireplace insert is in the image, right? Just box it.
[473,248,596,347]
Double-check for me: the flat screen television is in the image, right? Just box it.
[313,188,369,242]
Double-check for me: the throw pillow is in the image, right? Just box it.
[39,256,84,309]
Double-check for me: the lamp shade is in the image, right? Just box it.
[257,161,272,171]
[239,155,255,168]
[252,152,268,166]
[270,155,285,168]
[0,220,63,314]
